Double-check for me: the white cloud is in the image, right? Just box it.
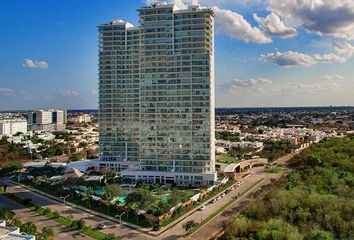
[313,53,346,63]
[59,90,80,97]
[22,58,48,69]
[261,48,351,67]
[253,12,298,39]
[223,78,272,89]
[334,42,354,58]
[212,6,272,44]
[0,87,14,96]
[261,51,316,67]
[323,74,344,81]
[268,0,354,40]
[279,82,339,94]
[92,89,98,95]
[216,78,354,107]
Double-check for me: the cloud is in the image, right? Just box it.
[59,90,80,97]
[212,6,272,44]
[322,74,344,81]
[261,49,349,67]
[279,82,339,94]
[253,12,298,39]
[261,51,316,67]
[0,87,14,96]
[268,0,354,40]
[334,42,354,58]
[220,78,272,92]
[92,89,98,95]
[22,58,48,69]
[229,78,272,88]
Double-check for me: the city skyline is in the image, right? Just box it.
[1,0,354,110]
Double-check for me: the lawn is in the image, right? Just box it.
[216,154,238,164]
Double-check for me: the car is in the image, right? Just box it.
[199,204,206,211]
[97,223,107,230]
[211,198,217,203]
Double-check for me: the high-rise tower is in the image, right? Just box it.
[98,2,216,186]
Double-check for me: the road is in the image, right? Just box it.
[0,180,153,240]
[0,194,92,240]
[185,150,303,240]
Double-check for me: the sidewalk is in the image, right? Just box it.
[0,194,93,240]
[5,180,153,240]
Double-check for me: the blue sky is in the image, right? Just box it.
[0,0,354,110]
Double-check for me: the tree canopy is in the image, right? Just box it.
[224,137,354,240]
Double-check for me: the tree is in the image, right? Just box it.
[103,233,118,240]
[71,219,85,230]
[103,184,123,213]
[83,187,94,209]
[20,222,37,236]
[126,189,153,211]
[0,161,23,175]
[37,227,54,240]
[310,230,335,240]
[183,220,197,232]
[256,218,303,240]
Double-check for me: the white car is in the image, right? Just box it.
[97,223,107,230]
[199,204,206,211]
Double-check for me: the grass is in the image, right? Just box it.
[265,166,282,174]
[216,154,238,164]
[0,189,110,240]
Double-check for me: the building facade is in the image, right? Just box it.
[0,119,27,136]
[98,3,216,185]
[27,109,67,132]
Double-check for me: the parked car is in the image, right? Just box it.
[97,223,107,229]
[199,204,206,211]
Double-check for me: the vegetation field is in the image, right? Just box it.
[224,136,354,240]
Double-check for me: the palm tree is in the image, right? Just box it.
[37,227,54,240]
[83,187,94,209]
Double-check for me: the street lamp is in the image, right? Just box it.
[60,194,70,205]
[115,212,126,226]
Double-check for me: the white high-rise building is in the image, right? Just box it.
[98,3,216,185]
[0,119,27,136]
[35,110,53,124]
[27,109,67,132]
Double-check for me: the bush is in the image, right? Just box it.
[183,220,197,232]
[103,233,118,240]
[152,222,161,231]
[71,219,85,230]
[33,205,42,212]
[52,211,60,219]
[42,208,51,215]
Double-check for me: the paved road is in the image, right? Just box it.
[0,180,153,240]
[159,167,267,240]
[0,194,92,240]
[186,150,304,240]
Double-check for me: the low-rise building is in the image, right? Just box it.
[0,220,35,240]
